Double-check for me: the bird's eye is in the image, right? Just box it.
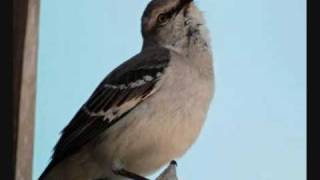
[157,14,169,25]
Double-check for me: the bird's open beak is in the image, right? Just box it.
[176,0,193,14]
[180,0,193,7]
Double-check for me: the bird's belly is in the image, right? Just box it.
[93,65,213,177]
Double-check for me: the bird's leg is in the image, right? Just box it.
[112,168,150,180]
[155,160,178,180]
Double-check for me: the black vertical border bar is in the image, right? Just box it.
[0,0,14,179]
[307,0,319,179]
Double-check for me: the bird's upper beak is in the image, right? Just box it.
[176,0,193,14]
[180,0,193,6]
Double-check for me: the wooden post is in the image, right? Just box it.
[13,0,39,179]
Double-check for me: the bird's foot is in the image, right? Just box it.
[155,160,178,180]
[169,160,177,167]
[112,168,150,180]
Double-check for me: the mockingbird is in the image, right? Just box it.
[39,0,214,179]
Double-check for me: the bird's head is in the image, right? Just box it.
[141,0,208,49]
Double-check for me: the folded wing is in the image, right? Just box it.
[39,47,170,180]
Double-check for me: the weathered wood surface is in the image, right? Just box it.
[13,0,39,179]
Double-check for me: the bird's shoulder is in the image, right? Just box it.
[107,46,171,80]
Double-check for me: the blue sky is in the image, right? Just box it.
[33,0,306,179]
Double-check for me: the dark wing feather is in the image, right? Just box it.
[39,47,170,180]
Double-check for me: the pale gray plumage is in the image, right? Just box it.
[40,0,214,179]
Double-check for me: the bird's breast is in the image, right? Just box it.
[93,57,214,177]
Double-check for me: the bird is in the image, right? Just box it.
[39,0,214,179]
